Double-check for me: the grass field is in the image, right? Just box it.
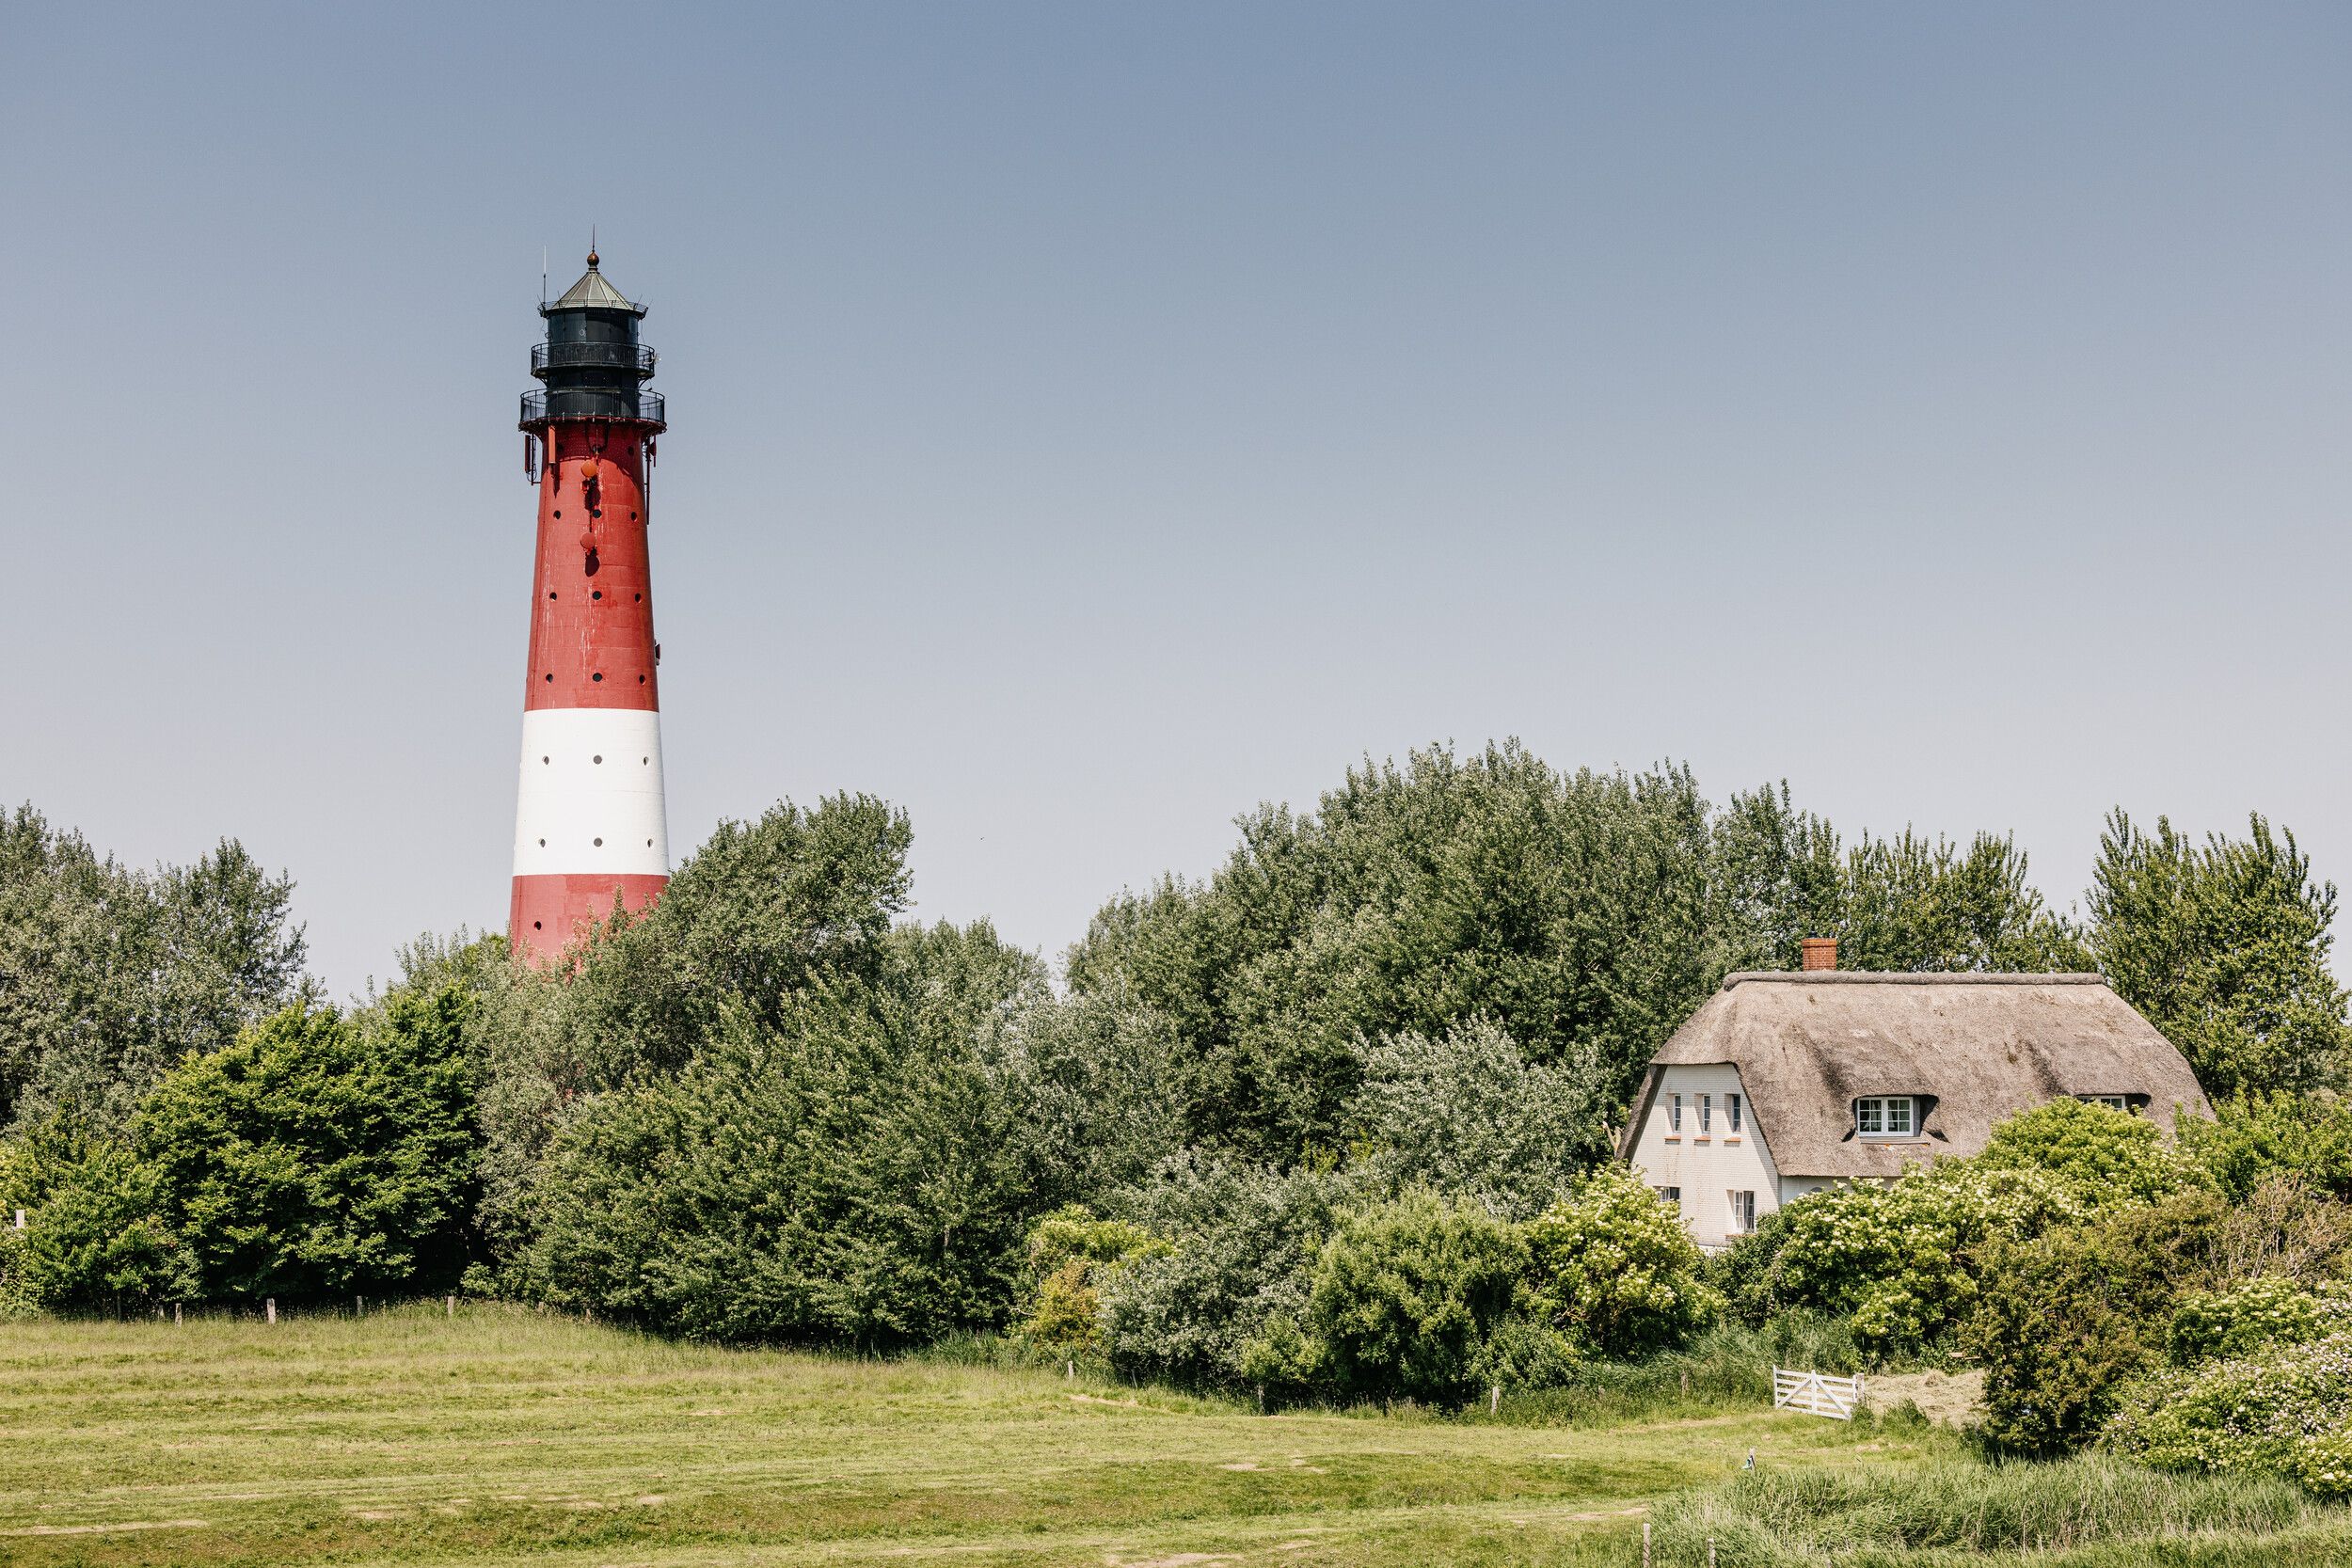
[3,1306,2347,1568]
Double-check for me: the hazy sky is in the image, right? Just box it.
[5,4,2348,995]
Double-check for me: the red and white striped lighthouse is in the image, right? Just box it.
[509,250,670,962]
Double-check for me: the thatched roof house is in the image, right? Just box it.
[1618,953,2206,1248]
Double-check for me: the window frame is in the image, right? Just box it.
[1668,1093,1682,1133]
[1855,1095,1917,1139]
[1697,1092,1713,1134]
[1727,1092,1743,1134]
[1728,1188,1756,1233]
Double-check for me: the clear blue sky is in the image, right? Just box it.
[5,4,2348,994]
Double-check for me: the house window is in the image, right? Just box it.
[2085,1095,2130,1113]
[1697,1093,1712,1133]
[1668,1094,1682,1132]
[1728,1093,1743,1134]
[1728,1189,1756,1233]
[1855,1096,1916,1137]
[1655,1185,1681,1206]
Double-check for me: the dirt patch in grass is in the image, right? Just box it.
[1866,1368,1986,1426]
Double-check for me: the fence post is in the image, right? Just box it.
[446,1295,454,1318]
[173,1302,182,1325]
[265,1298,277,1324]
[1489,1384,1501,1417]
[1642,1521,1650,1568]
[10,1208,23,1230]
[1708,1537,1717,1568]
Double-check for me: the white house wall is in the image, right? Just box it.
[1625,1063,1791,1249]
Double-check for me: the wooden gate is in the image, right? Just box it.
[1772,1367,1864,1419]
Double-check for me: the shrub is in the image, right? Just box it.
[1291,1188,1527,1403]
[1018,1206,1168,1351]
[1976,1096,2200,1207]
[2107,1331,2352,1497]
[2181,1093,2352,1203]
[1963,1189,2227,1454]
[1772,1160,2085,1356]
[2208,1172,2352,1286]
[1521,1162,1719,1357]
[136,990,480,1301]
[1095,1157,1361,1389]
[0,1221,31,1320]
[6,1111,191,1307]
[2171,1275,2351,1366]
[1708,1206,1794,1327]
[529,926,1043,1344]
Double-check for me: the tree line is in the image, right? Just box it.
[2,743,2346,1389]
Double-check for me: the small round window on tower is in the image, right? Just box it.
[544,673,553,683]
[592,673,603,682]
[548,592,556,600]
[593,755,602,765]
[592,591,602,601]
[533,921,543,930]
[594,837,604,847]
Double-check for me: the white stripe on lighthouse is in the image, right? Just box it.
[512,708,670,878]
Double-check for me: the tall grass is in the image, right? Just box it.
[1653,1455,2332,1566]
[1486,1312,1865,1427]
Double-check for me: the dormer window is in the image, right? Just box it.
[1855,1095,1917,1138]
[2084,1094,2131,1113]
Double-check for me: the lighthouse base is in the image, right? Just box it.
[510,872,668,963]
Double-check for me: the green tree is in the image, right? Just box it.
[1964,1191,2229,1454]
[2090,811,2352,1097]
[1705,782,1845,974]
[468,795,918,1272]
[526,920,1046,1344]
[1094,1156,1364,1389]
[8,1115,192,1308]
[1067,742,1719,1162]
[1291,1188,1528,1403]
[1522,1164,1720,1357]
[1344,1020,1613,1221]
[1836,830,2090,974]
[135,990,479,1300]
[2177,1093,2352,1202]
[0,806,307,1132]
[1976,1096,2199,1207]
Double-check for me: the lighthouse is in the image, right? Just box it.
[509,249,670,962]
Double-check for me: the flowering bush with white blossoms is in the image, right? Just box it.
[2106,1330,2352,1497]
[1770,1160,2088,1354]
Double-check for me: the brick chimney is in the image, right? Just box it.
[1800,937,1837,972]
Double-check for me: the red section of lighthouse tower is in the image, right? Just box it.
[509,252,671,963]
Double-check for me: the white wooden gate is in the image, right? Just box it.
[1772,1367,1864,1419]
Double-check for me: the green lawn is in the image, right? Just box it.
[0,1306,1913,1567]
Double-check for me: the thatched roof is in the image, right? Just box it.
[1619,973,2208,1180]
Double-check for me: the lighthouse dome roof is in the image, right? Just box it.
[548,251,644,315]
